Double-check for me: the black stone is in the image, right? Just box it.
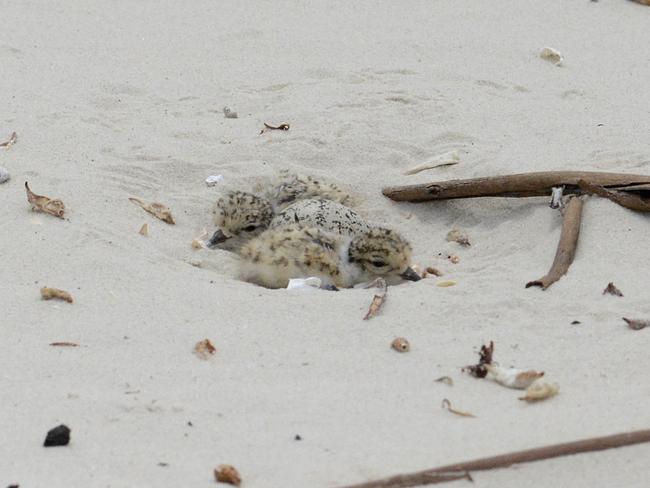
[43,424,70,447]
[294,434,302,441]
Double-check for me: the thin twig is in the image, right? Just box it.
[382,171,650,202]
[339,428,650,488]
[526,196,584,290]
[577,179,650,212]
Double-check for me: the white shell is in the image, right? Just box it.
[287,277,322,290]
[404,150,460,175]
[486,365,544,390]
[519,379,560,402]
[0,166,10,184]
[205,174,224,186]
[540,47,563,66]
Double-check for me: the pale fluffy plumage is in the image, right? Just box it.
[271,198,370,236]
[264,169,355,208]
[239,224,418,289]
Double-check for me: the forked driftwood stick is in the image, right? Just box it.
[382,171,650,202]
[577,179,650,212]
[526,196,584,290]
[340,428,650,488]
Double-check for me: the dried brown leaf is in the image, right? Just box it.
[214,465,241,486]
[0,131,17,148]
[194,339,216,359]
[41,287,73,303]
[129,197,175,224]
[25,182,65,219]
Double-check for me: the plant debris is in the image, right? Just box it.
[623,318,650,331]
[49,342,79,347]
[263,122,290,131]
[25,182,65,219]
[446,228,471,246]
[40,287,74,303]
[441,398,475,418]
[194,339,216,359]
[424,266,443,277]
[403,150,460,175]
[448,254,460,264]
[485,365,544,390]
[43,424,70,447]
[363,278,387,320]
[540,47,563,66]
[192,228,209,249]
[519,380,559,402]
[434,376,454,386]
[214,465,241,486]
[391,337,410,352]
[603,282,623,297]
[436,280,456,288]
[0,131,17,148]
[463,341,494,378]
[129,197,175,224]
[139,223,149,236]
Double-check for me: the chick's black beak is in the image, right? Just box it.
[400,266,422,282]
[207,229,231,249]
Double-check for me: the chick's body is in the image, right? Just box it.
[271,198,370,237]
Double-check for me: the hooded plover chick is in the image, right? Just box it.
[238,225,421,289]
[265,170,355,209]
[271,198,370,237]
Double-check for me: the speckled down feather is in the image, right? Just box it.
[264,170,355,209]
[271,198,370,237]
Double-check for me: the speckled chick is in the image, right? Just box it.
[271,198,370,237]
[239,225,420,289]
[266,170,355,208]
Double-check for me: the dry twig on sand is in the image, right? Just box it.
[339,429,650,488]
[526,196,584,290]
[577,179,650,212]
[382,171,650,202]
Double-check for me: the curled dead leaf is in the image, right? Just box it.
[41,287,73,303]
[194,339,216,359]
[441,398,475,418]
[25,182,65,219]
[129,197,175,224]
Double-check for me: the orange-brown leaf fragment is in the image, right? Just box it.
[214,464,241,486]
[41,287,73,303]
[129,197,175,224]
[194,339,216,359]
[25,182,65,219]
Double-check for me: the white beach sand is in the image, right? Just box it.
[2,1,650,486]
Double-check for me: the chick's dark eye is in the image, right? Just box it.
[372,260,387,267]
[243,225,258,232]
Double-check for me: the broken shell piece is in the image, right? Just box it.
[391,337,410,352]
[363,279,388,320]
[41,287,73,303]
[404,150,460,175]
[0,131,17,148]
[214,465,241,486]
[623,318,650,330]
[139,223,149,236]
[25,182,65,219]
[603,282,623,297]
[519,380,559,402]
[446,228,471,246]
[223,107,238,119]
[441,398,475,418]
[540,47,563,66]
[437,280,456,288]
[192,228,209,249]
[486,365,544,390]
[448,255,460,264]
[194,339,216,359]
[0,166,9,183]
[424,266,443,277]
[205,174,224,186]
[287,277,322,290]
[129,197,175,224]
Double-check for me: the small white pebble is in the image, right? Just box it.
[205,174,224,187]
[540,47,563,66]
[0,166,10,184]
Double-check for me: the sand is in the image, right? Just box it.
[2,1,650,487]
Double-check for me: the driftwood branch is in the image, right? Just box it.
[340,428,650,488]
[577,179,650,212]
[382,171,650,202]
[526,196,584,290]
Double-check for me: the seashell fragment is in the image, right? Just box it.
[486,365,544,390]
[437,280,456,288]
[286,277,322,290]
[205,174,224,186]
[448,255,460,264]
[223,107,238,119]
[214,464,241,486]
[0,166,10,184]
[603,282,623,297]
[442,398,475,418]
[391,337,410,352]
[192,228,208,249]
[0,131,17,148]
[404,150,460,175]
[424,266,443,277]
[25,182,65,219]
[129,197,175,224]
[540,47,563,66]
[139,223,149,236]
[194,339,216,359]
[435,376,453,386]
[519,380,559,402]
[623,317,650,330]
[41,287,73,303]
[363,278,387,320]
[446,228,471,247]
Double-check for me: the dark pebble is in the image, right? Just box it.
[294,434,302,441]
[44,424,71,447]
